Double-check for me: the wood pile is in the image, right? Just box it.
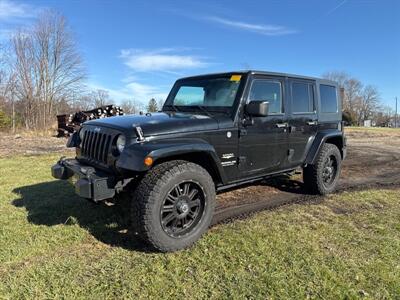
[57,104,124,137]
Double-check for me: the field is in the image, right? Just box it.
[0,127,399,299]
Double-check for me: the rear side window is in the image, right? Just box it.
[249,80,282,114]
[320,85,338,113]
[291,82,314,113]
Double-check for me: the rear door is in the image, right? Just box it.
[286,79,318,168]
[238,76,289,177]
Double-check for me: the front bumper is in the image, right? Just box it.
[51,158,116,202]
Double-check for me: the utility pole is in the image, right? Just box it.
[396,97,398,128]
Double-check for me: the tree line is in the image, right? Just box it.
[0,11,396,132]
[0,10,162,132]
[323,71,394,126]
[0,11,85,131]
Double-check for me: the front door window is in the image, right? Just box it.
[248,80,283,114]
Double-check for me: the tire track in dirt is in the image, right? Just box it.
[212,181,400,225]
[212,142,400,225]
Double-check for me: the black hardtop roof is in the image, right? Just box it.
[179,70,338,86]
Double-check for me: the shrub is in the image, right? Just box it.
[0,109,11,129]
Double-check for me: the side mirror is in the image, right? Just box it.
[245,101,269,117]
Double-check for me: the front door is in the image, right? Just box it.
[286,79,318,168]
[238,77,289,177]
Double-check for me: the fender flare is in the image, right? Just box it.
[66,131,80,148]
[304,131,345,165]
[115,138,227,182]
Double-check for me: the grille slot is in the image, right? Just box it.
[81,129,112,164]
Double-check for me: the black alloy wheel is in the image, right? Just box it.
[322,154,338,187]
[160,181,205,238]
[303,143,342,195]
[131,160,216,252]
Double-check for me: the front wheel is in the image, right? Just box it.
[131,160,215,252]
[303,143,342,195]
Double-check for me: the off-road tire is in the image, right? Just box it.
[303,143,342,195]
[130,160,216,252]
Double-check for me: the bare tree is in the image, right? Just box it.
[89,89,112,107]
[322,71,349,88]
[374,105,394,127]
[343,78,363,116]
[74,94,95,111]
[10,10,85,129]
[323,71,368,125]
[357,85,380,125]
[157,98,165,110]
[0,45,7,106]
[121,99,141,114]
[11,30,35,128]
[0,72,18,132]
[0,43,18,132]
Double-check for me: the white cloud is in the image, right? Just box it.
[88,81,169,105]
[0,0,41,41]
[120,48,208,72]
[0,0,34,21]
[126,82,168,100]
[88,83,132,102]
[325,0,347,16]
[205,16,296,36]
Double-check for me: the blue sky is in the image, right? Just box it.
[1,0,399,108]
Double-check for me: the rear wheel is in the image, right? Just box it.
[303,143,342,195]
[131,160,215,252]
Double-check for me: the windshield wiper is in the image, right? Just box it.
[166,104,180,112]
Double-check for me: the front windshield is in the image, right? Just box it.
[164,75,242,112]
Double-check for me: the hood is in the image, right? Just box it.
[84,112,220,136]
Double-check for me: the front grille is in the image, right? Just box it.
[81,129,112,164]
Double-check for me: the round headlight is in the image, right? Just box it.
[116,134,126,153]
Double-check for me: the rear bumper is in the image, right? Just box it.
[51,158,116,202]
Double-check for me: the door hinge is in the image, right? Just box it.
[239,129,247,137]
[288,149,295,161]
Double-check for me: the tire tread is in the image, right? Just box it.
[303,143,341,195]
[130,160,215,252]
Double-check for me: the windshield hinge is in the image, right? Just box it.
[134,126,145,142]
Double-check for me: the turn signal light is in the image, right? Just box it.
[144,156,153,167]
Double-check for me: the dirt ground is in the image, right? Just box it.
[214,127,400,221]
[0,133,74,157]
[1,127,399,220]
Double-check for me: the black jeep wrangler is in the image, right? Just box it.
[52,71,346,252]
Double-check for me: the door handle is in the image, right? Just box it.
[276,122,289,128]
[306,121,318,126]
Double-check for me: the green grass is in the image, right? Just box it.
[1,155,399,299]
